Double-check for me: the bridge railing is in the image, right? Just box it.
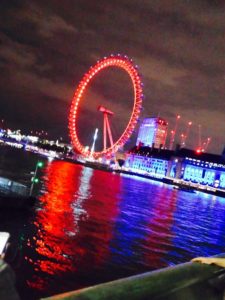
[42,254,225,300]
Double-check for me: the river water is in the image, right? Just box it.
[1,147,225,299]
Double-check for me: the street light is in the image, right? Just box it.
[29,161,44,196]
[37,161,44,168]
[90,128,99,157]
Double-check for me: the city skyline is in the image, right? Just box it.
[0,1,224,154]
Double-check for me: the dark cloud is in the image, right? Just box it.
[0,0,224,153]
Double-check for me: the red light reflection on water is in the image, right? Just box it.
[26,163,121,293]
[145,189,177,268]
[78,170,121,266]
[27,161,84,290]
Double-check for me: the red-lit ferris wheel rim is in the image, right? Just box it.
[69,55,143,158]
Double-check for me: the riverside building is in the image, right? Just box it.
[136,117,168,149]
[125,146,225,191]
[125,119,225,192]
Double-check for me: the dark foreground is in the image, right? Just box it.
[1,255,225,300]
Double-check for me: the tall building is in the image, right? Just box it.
[136,117,168,148]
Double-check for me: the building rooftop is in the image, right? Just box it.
[129,146,225,164]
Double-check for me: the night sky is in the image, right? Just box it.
[0,1,224,153]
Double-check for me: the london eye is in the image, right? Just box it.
[69,55,143,158]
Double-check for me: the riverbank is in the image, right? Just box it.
[61,156,225,198]
[1,141,225,198]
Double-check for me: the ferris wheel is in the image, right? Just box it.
[69,54,143,158]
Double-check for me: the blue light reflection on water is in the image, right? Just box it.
[110,173,225,271]
[109,175,152,270]
[26,163,225,298]
[1,156,225,299]
[164,187,225,266]
[109,175,178,272]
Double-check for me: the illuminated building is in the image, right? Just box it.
[136,118,168,149]
[125,147,172,179]
[125,146,225,191]
[167,148,225,189]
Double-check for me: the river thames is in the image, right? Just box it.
[1,147,225,299]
